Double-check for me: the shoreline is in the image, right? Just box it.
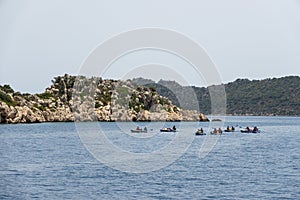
[1,115,299,125]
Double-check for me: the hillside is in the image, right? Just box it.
[226,77,300,115]
[0,74,208,123]
[135,76,300,116]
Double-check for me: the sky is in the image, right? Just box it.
[0,0,299,93]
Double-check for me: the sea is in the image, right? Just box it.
[0,116,299,199]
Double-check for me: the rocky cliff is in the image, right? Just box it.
[0,74,209,123]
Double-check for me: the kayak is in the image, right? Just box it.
[240,130,260,133]
[131,129,147,133]
[240,130,251,133]
[210,131,222,135]
[160,128,176,132]
[195,130,206,136]
[224,129,235,132]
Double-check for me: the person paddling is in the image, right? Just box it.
[173,125,176,131]
[253,126,258,133]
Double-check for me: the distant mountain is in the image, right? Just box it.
[225,77,300,116]
[131,77,155,86]
[133,76,300,116]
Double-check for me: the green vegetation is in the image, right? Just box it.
[37,92,53,99]
[115,86,129,106]
[224,77,300,116]
[129,92,140,112]
[2,74,298,121]
[157,97,166,105]
[33,103,46,111]
[80,92,89,101]
[0,90,15,106]
[138,76,300,116]
[95,102,101,108]
[0,85,14,93]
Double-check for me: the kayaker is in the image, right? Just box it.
[253,126,258,132]
[173,125,176,131]
[218,128,222,133]
[213,128,217,134]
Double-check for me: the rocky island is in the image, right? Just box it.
[0,74,209,123]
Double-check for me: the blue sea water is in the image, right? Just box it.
[0,116,299,199]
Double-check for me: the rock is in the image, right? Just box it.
[200,113,210,122]
[0,102,9,122]
[166,112,182,121]
[136,110,150,121]
[0,75,209,123]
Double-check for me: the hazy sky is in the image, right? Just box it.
[0,0,299,93]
